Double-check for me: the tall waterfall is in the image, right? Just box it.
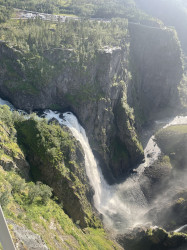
[44,110,149,231]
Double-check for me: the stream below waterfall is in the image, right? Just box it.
[1,97,187,233]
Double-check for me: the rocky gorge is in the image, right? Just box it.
[0,1,187,249]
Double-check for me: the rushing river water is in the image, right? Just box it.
[1,97,187,233]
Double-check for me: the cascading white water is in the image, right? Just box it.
[44,110,149,231]
[174,224,187,233]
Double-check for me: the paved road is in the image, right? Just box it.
[0,206,15,250]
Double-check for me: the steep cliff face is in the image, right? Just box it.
[134,0,187,55]
[0,40,144,181]
[128,23,183,124]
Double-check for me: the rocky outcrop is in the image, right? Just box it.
[128,23,183,124]
[117,226,187,250]
[146,190,187,231]
[155,124,187,170]
[140,155,172,202]
[8,220,48,250]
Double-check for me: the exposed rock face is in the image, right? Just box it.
[128,23,183,124]
[7,219,48,250]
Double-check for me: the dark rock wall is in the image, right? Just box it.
[135,0,187,55]
[128,22,183,124]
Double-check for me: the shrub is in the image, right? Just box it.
[28,182,52,205]
[0,190,10,208]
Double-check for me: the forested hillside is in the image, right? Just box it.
[0,0,153,20]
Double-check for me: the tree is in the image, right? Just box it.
[40,184,53,205]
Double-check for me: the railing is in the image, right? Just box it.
[0,206,15,250]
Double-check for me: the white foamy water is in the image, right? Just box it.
[0,97,14,109]
[164,115,187,128]
[174,224,187,233]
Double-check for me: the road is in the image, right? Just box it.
[0,206,15,250]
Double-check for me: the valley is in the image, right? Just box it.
[0,0,187,249]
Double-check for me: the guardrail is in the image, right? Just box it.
[0,206,15,250]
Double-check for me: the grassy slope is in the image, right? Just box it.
[1,168,118,249]
[155,124,187,154]
[0,105,120,249]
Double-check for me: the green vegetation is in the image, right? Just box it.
[0,5,12,23]
[155,124,187,153]
[1,168,118,249]
[121,90,144,155]
[0,18,128,93]
[15,117,74,175]
[0,105,119,249]
[14,113,101,228]
[0,18,128,55]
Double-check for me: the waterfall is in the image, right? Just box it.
[44,110,149,232]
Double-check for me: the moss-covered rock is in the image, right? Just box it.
[112,90,144,177]
[146,189,187,231]
[155,125,187,170]
[117,226,187,250]
[140,155,172,202]
[15,116,101,228]
[0,106,29,178]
